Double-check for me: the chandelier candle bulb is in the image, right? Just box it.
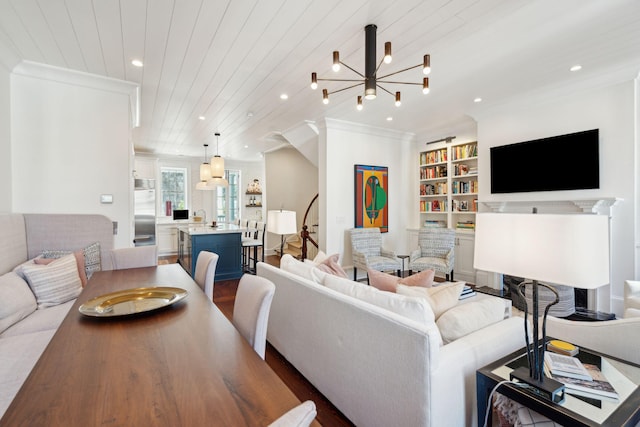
[423,54,431,75]
[395,92,401,107]
[357,96,363,110]
[423,77,430,94]
[322,89,329,104]
[310,72,317,89]
[332,51,340,72]
[384,41,392,63]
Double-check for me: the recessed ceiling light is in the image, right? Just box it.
[247,112,254,118]
[386,117,393,121]
[280,94,288,100]
[244,145,249,149]
[131,59,143,67]
[474,97,482,103]
[570,64,582,72]
[198,116,205,120]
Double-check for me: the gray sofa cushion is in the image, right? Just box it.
[0,272,37,334]
[0,300,75,338]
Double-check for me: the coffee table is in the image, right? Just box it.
[1,264,307,426]
[477,341,640,426]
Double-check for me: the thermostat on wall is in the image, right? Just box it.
[100,194,113,204]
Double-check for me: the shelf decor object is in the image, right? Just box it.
[267,210,297,258]
[310,24,431,109]
[474,212,610,403]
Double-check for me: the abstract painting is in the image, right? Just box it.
[354,164,388,232]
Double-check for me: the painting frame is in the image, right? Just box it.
[354,164,389,232]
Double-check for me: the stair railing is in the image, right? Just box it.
[300,194,319,261]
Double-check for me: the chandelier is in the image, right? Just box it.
[310,24,431,109]
[196,132,228,190]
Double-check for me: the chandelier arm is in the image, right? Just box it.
[377,63,422,80]
[377,80,422,85]
[318,78,366,83]
[328,82,364,95]
[374,57,386,75]
[339,61,365,78]
[376,84,395,97]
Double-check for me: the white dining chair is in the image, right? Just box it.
[268,400,317,427]
[110,245,158,270]
[232,274,275,359]
[194,251,219,301]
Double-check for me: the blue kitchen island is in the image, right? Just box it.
[177,223,245,281]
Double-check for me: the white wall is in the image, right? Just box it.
[319,119,415,268]
[265,147,318,254]
[10,62,137,248]
[0,64,10,212]
[474,80,637,315]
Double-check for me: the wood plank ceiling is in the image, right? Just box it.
[0,0,639,161]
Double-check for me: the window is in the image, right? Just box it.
[161,167,188,216]
[215,170,240,222]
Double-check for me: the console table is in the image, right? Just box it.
[0,264,304,425]
[477,341,640,426]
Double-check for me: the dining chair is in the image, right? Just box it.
[349,227,401,282]
[194,250,219,301]
[110,245,158,270]
[409,228,455,280]
[232,274,276,359]
[268,400,317,427]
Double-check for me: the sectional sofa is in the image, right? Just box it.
[0,213,114,417]
[258,256,526,427]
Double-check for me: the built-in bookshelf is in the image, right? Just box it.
[419,141,478,231]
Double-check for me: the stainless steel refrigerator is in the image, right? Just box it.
[134,178,156,246]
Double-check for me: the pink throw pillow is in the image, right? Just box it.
[316,254,348,278]
[368,268,435,293]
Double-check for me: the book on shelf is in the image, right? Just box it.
[544,362,619,401]
[456,221,475,230]
[544,352,592,381]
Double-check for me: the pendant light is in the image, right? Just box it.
[196,144,213,190]
[207,132,228,188]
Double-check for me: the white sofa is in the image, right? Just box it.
[257,260,526,427]
[0,213,114,417]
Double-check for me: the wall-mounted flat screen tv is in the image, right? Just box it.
[490,129,599,194]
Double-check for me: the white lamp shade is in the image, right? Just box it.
[199,163,211,181]
[267,210,297,235]
[474,213,609,289]
[206,177,228,188]
[210,155,225,178]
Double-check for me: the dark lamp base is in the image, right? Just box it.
[509,366,566,404]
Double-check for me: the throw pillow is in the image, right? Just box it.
[21,254,83,308]
[312,250,329,264]
[368,269,435,293]
[316,254,348,278]
[42,242,100,281]
[436,297,506,344]
[36,251,88,287]
[323,274,437,327]
[0,272,37,334]
[280,254,325,283]
[397,281,465,319]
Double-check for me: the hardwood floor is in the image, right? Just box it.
[160,255,354,426]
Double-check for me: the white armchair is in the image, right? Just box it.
[349,228,401,282]
[547,315,640,365]
[624,280,640,318]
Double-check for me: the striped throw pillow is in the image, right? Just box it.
[21,254,82,308]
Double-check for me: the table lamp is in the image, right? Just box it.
[267,210,298,257]
[474,212,610,402]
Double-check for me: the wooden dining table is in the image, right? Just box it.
[1,264,304,426]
